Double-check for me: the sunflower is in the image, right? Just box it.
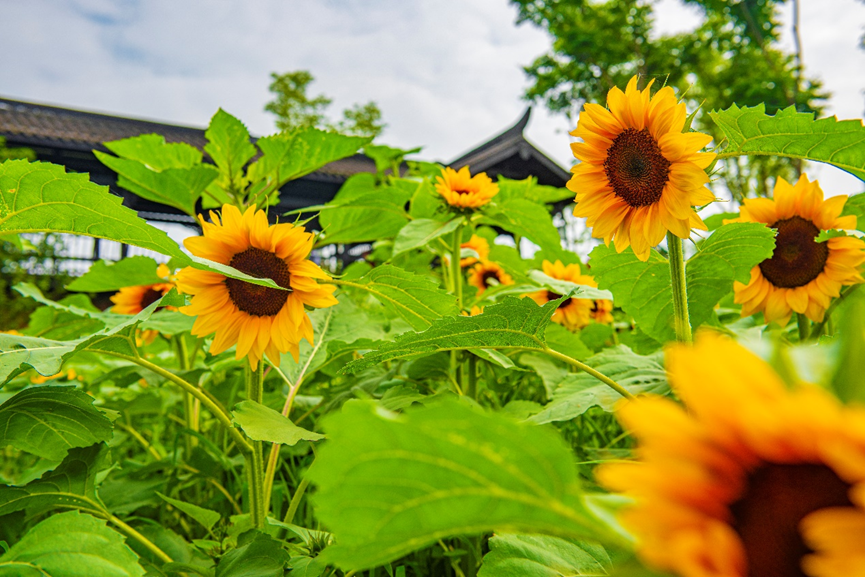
[435,166,499,209]
[568,76,716,261]
[733,175,865,326]
[590,298,614,325]
[459,234,490,267]
[527,260,603,331]
[110,263,175,315]
[176,204,338,370]
[466,261,513,296]
[597,332,865,577]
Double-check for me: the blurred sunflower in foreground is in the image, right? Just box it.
[176,204,337,370]
[568,75,716,261]
[528,259,612,331]
[435,166,499,209]
[598,332,865,577]
[732,175,865,326]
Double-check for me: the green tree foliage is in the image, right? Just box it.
[265,70,386,139]
[0,137,35,162]
[510,0,828,200]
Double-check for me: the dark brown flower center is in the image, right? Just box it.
[224,247,292,317]
[140,288,165,310]
[604,128,671,208]
[546,290,572,308]
[730,463,853,577]
[759,216,829,289]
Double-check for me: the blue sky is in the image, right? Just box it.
[2,0,864,197]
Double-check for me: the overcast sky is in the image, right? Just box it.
[2,0,864,198]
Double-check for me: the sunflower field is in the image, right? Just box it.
[1,76,865,577]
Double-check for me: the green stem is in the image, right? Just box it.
[543,347,635,400]
[467,354,478,400]
[108,514,174,564]
[666,231,692,343]
[451,223,464,311]
[246,364,267,529]
[283,475,311,526]
[797,313,810,341]
[116,353,252,454]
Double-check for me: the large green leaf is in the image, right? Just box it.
[526,347,668,424]
[392,217,461,257]
[103,133,202,169]
[685,223,775,328]
[342,297,560,374]
[247,128,370,188]
[231,400,324,446]
[0,444,106,517]
[310,399,618,570]
[478,533,611,577]
[318,191,411,245]
[337,265,458,332]
[205,109,257,194]
[0,510,144,577]
[0,386,114,460]
[710,104,865,182]
[66,257,166,292]
[587,245,671,342]
[94,151,218,216]
[482,199,565,257]
[0,160,185,259]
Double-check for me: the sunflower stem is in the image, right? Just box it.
[451,223,464,311]
[666,232,692,343]
[466,354,478,400]
[797,313,810,341]
[542,347,634,400]
[245,364,267,529]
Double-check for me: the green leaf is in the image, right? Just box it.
[842,193,865,232]
[342,297,559,374]
[0,510,144,577]
[478,533,610,577]
[0,160,186,259]
[318,191,410,245]
[247,128,370,188]
[527,270,614,301]
[482,199,564,257]
[231,401,325,446]
[205,109,257,193]
[95,151,218,216]
[337,265,458,332]
[66,257,166,292]
[0,444,106,517]
[0,386,114,460]
[587,245,672,342]
[686,223,776,329]
[156,492,220,532]
[830,291,865,404]
[527,347,669,424]
[215,532,290,577]
[309,399,615,570]
[495,176,573,205]
[710,104,865,182]
[541,323,592,364]
[392,218,461,257]
[103,133,203,170]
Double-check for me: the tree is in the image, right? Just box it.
[511,0,828,200]
[265,70,386,139]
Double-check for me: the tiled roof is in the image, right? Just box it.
[0,97,375,179]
